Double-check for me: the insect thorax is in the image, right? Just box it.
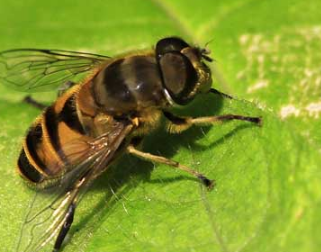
[91,55,168,115]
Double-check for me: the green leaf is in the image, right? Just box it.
[0,0,320,252]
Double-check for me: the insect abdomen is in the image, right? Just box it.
[17,89,89,186]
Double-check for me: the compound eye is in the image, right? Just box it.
[156,37,189,59]
[159,52,197,105]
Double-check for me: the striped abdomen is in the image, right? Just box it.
[17,88,91,187]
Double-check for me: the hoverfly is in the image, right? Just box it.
[0,37,261,252]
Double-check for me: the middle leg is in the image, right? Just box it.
[127,145,214,190]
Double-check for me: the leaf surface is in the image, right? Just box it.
[0,1,320,252]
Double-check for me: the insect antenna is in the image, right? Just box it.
[200,38,216,62]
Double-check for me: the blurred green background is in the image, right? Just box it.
[0,0,320,251]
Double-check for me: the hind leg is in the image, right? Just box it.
[23,95,47,110]
[23,81,76,110]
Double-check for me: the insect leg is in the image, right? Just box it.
[57,81,76,97]
[209,88,234,99]
[53,203,76,252]
[23,95,47,110]
[163,111,262,133]
[127,145,214,190]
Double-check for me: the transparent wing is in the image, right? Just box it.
[0,49,110,92]
[15,123,134,252]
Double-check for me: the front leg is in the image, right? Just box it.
[163,111,262,133]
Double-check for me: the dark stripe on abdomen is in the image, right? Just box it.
[58,95,85,134]
[44,106,60,150]
[44,94,87,164]
[44,106,68,163]
[18,149,44,183]
[25,123,47,173]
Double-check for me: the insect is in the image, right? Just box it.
[0,37,261,252]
